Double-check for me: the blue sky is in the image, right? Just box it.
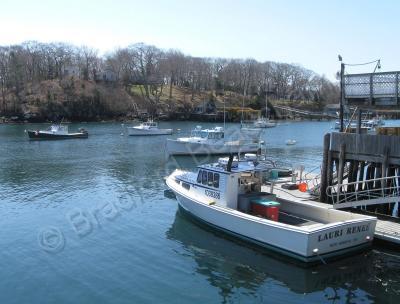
[1,0,399,79]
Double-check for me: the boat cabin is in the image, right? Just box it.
[172,158,266,212]
[190,126,224,140]
[48,125,68,135]
[142,121,157,128]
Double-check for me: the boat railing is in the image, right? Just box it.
[303,163,350,197]
[303,165,322,195]
[326,175,400,209]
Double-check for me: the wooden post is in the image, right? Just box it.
[357,108,362,134]
[382,147,389,180]
[348,160,355,192]
[339,63,345,132]
[319,133,331,202]
[337,144,346,185]
[358,161,366,192]
[336,143,346,203]
[327,151,333,188]
[381,146,390,196]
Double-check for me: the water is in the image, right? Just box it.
[1,121,400,304]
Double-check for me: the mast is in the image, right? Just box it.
[241,88,246,127]
[223,94,226,130]
[265,82,269,121]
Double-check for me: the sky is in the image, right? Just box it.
[0,0,399,80]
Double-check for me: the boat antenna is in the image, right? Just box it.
[227,154,233,172]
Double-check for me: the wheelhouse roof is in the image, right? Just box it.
[197,160,269,174]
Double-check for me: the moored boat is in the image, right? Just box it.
[239,122,263,140]
[254,117,277,128]
[165,156,376,263]
[127,120,173,136]
[27,125,88,140]
[166,126,260,156]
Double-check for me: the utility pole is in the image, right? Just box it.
[339,56,345,132]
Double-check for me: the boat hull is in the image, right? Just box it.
[167,176,375,263]
[127,127,172,136]
[239,128,263,140]
[178,203,371,264]
[166,140,259,155]
[27,130,88,140]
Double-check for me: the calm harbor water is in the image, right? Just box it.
[1,121,400,304]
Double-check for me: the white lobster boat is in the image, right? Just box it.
[166,126,260,155]
[127,120,173,136]
[254,117,277,128]
[165,157,376,263]
[239,122,263,141]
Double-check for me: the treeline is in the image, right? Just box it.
[0,41,338,117]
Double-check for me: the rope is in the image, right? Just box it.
[344,59,380,67]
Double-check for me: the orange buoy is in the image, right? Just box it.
[298,182,307,192]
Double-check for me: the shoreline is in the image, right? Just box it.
[0,117,338,125]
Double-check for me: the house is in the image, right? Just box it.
[63,65,80,78]
[94,68,118,82]
[193,100,216,114]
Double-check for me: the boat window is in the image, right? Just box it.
[200,131,208,138]
[192,131,200,138]
[202,170,207,185]
[182,182,190,190]
[213,173,219,188]
[197,170,202,183]
[207,172,213,187]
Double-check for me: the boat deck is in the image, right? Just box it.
[262,183,400,245]
[278,211,321,227]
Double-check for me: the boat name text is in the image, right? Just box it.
[317,224,370,242]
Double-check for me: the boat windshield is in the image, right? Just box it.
[191,130,208,138]
[208,132,223,139]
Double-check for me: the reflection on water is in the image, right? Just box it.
[167,211,400,303]
[1,121,400,303]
